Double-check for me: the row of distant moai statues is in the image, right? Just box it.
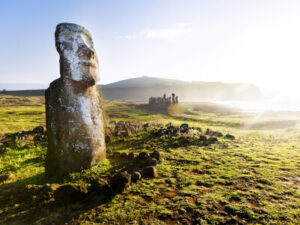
[149,93,178,107]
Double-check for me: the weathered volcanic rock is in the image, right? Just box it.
[146,158,158,166]
[131,171,142,183]
[141,166,158,178]
[110,171,131,193]
[90,178,110,193]
[45,23,106,176]
[54,184,88,203]
[208,136,218,144]
[199,134,207,142]
[150,150,162,161]
[225,134,235,140]
[121,152,128,158]
[128,152,135,159]
[33,126,44,133]
[138,152,150,160]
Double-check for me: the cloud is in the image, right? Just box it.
[122,23,192,40]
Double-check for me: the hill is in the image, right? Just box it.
[106,76,188,87]
[0,76,262,101]
[101,76,262,101]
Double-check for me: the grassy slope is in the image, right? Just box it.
[0,94,299,224]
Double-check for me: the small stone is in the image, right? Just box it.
[32,126,44,133]
[90,178,110,193]
[225,134,235,140]
[110,171,131,193]
[128,152,135,159]
[0,173,14,182]
[138,152,150,160]
[141,166,158,178]
[146,158,158,166]
[166,122,172,128]
[54,184,88,203]
[208,136,218,144]
[180,123,189,133]
[215,131,224,137]
[150,150,162,161]
[205,128,212,135]
[143,123,150,128]
[199,135,207,142]
[121,152,128,158]
[131,171,141,183]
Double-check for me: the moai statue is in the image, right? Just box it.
[175,96,178,104]
[45,23,106,176]
[172,93,175,104]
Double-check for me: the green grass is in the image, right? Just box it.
[0,94,299,224]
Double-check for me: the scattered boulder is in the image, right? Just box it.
[225,134,235,140]
[32,126,44,133]
[90,178,110,193]
[199,135,207,142]
[112,121,144,138]
[208,136,218,144]
[206,128,223,137]
[143,122,164,129]
[54,184,88,203]
[110,171,131,193]
[121,152,128,158]
[180,123,189,133]
[166,122,173,128]
[131,171,142,183]
[138,152,150,160]
[150,150,162,161]
[146,158,158,166]
[128,152,135,159]
[141,166,158,178]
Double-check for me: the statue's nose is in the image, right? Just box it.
[78,44,95,59]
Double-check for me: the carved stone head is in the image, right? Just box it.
[55,23,99,86]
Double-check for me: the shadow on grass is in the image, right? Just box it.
[0,155,142,225]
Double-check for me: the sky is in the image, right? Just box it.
[0,0,300,97]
